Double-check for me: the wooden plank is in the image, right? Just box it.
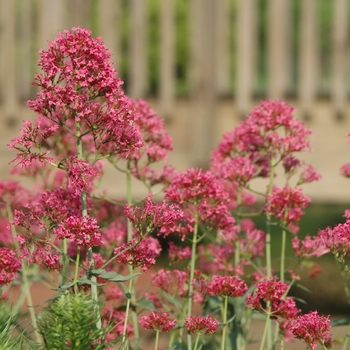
[267,0,291,99]
[332,0,349,120]
[128,0,148,98]
[189,0,217,167]
[235,0,257,118]
[159,0,175,120]
[0,0,18,123]
[98,0,122,69]
[65,0,90,30]
[215,0,230,96]
[18,0,35,101]
[298,0,318,120]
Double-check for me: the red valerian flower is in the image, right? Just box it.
[207,275,248,297]
[123,193,184,237]
[246,277,300,320]
[151,268,189,297]
[341,163,350,177]
[264,186,311,232]
[53,215,102,248]
[291,311,333,349]
[165,168,235,233]
[0,247,22,285]
[139,311,176,332]
[185,314,219,335]
[113,236,161,271]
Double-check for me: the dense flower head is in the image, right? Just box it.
[239,228,266,262]
[123,193,184,237]
[0,247,22,285]
[207,275,248,297]
[246,277,300,320]
[185,314,219,335]
[113,236,161,271]
[291,311,333,349]
[211,156,257,185]
[167,241,192,263]
[53,215,102,248]
[139,311,176,332]
[318,222,350,260]
[211,100,311,180]
[62,156,99,193]
[152,268,188,297]
[292,235,329,259]
[165,168,235,232]
[128,99,173,162]
[265,186,311,232]
[10,27,144,170]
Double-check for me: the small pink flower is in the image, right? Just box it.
[0,247,22,285]
[185,314,219,335]
[341,163,350,177]
[152,268,188,297]
[298,164,321,184]
[291,311,333,349]
[139,311,176,332]
[113,236,161,271]
[265,186,310,232]
[207,275,248,297]
[168,241,192,263]
[53,215,102,248]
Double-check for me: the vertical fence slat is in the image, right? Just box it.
[98,0,122,67]
[298,0,318,120]
[0,0,17,120]
[159,0,175,120]
[215,0,230,96]
[129,0,148,98]
[332,0,349,120]
[267,0,291,99]
[235,0,257,118]
[65,0,90,30]
[18,0,34,101]
[190,0,217,166]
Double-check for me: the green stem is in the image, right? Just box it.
[193,333,201,350]
[154,330,160,350]
[221,296,229,350]
[259,311,271,350]
[280,229,286,283]
[187,205,199,350]
[75,120,101,328]
[73,245,81,294]
[122,277,135,348]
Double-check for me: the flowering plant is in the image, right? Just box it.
[1,27,349,350]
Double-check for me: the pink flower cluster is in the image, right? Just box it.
[53,215,102,248]
[247,278,300,320]
[139,311,176,332]
[185,314,219,335]
[291,311,333,349]
[0,247,22,285]
[265,186,311,232]
[207,275,248,298]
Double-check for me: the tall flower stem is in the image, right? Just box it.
[76,120,101,329]
[264,160,276,350]
[280,229,286,283]
[187,205,199,350]
[220,295,229,350]
[259,310,271,350]
[193,333,201,350]
[121,161,140,347]
[7,203,41,343]
[154,330,160,350]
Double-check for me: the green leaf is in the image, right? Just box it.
[90,268,140,282]
[135,297,156,311]
[77,277,105,287]
[331,316,350,327]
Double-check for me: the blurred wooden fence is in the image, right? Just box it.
[0,0,349,166]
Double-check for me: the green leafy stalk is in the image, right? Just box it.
[7,202,41,344]
[75,120,101,329]
[186,204,199,350]
[220,295,229,350]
